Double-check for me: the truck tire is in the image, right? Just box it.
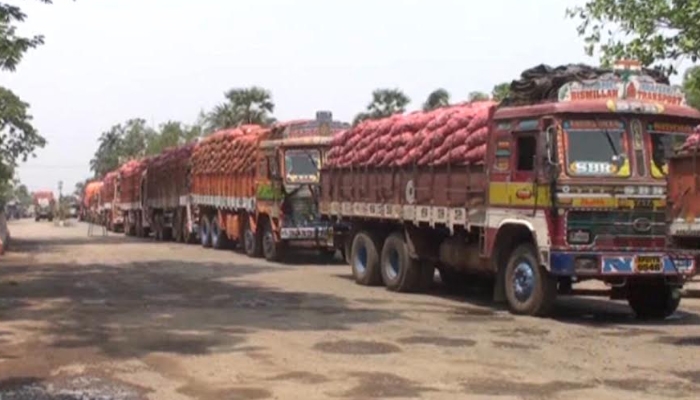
[627,280,681,320]
[211,217,229,250]
[200,215,212,248]
[380,232,425,292]
[504,244,557,316]
[182,214,195,244]
[124,214,134,236]
[262,220,284,261]
[154,214,163,241]
[244,220,262,258]
[350,232,382,286]
[173,209,183,242]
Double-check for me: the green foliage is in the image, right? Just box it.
[468,91,490,102]
[0,87,46,179]
[354,88,410,125]
[205,86,275,132]
[0,0,52,72]
[422,88,450,111]
[567,0,700,75]
[90,119,202,177]
[491,83,511,102]
[14,183,31,207]
[683,66,700,110]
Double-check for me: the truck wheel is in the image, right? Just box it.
[211,217,229,250]
[244,221,262,257]
[504,244,557,316]
[182,214,195,244]
[124,215,134,236]
[380,232,424,292]
[351,232,382,286]
[154,214,163,241]
[262,221,284,261]
[627,281,681,320]
[200,215,212,248]
[173,210,183,242]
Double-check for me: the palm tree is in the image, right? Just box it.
[468,91,490,102]
[491,83,511,102]
[354,88,410,125]
[205,87,276,132]
[423,88,450,111]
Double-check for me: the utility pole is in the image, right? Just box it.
[58,180,64,224]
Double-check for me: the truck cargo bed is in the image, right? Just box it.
[320,164,487,228]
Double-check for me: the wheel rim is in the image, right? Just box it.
[200,220,209,245]
[512,260,536,302]
[355,244,368,275]
[387,248,400,280]
[211,220,219,246]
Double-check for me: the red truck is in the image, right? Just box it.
[321,61,700,318]
[32,191,55,221]
[667,132,700,253]
[119,159,151,237]
[99,171,122,230]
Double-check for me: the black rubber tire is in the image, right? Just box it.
[350,231,383,286]
[380,232,424,292]
[173,210,183,243]
[200,214,212,248]
[211,216,228,250]
[244,219,262,258]
[154,214,163,241]
[262,221,283,261]
[627,281,681,320]
[503,244,557,316]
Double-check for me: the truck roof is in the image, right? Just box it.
[495,99,700,122]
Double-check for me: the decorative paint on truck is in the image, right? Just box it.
[321,61,700,318]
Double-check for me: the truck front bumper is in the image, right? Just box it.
[280,226,334,248]
[550,251,696,278]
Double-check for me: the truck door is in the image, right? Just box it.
[510,132,539,208]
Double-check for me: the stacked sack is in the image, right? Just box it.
[326,101,496,168]
[119,159,149,203]
[191,125,268,175]
[83,181,103,207]
[101,171,118,202]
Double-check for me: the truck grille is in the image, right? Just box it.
[567,210,666,241]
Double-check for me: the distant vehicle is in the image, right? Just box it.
[32,191,55,222]
[69,203,79,219]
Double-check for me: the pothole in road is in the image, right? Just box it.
[313,340,401,355]
[397,336,476,348]
[267,371,329,384]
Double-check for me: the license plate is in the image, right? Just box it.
[637,256,662,273]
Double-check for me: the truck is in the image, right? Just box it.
[141,144,195,242]
[667,131,700,253]
[119,159,151,237]
[32,191,55,221]
[321,61,700,318]
[190,112,348,260]
[81,181,103,222]
[99,171,122,230]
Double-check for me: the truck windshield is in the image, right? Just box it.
[564,120,629,177]
[285,149,321,184]
[650,132,691,178]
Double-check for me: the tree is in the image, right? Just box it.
[0,0,52,72]
[90,125,122,178]
[354,88,410,125]
[491,83,511,102]
[0,87,46,179]
[468,91,490,102]
[205,86,276,132]
[423,88,450,111]
[683,66,700,110]
[145,121,201,155]
[567,0,700,75]
[14,183,31,207]
[0,0,51,204]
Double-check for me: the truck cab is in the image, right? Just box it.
[257,112,349,259]
[487,64,700,317]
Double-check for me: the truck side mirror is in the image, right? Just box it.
[545,126,559,167]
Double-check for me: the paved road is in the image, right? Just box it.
[1,219,699,400]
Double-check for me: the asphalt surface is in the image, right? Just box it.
[1,219,700,400]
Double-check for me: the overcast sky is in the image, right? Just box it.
[6,0,595,194]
